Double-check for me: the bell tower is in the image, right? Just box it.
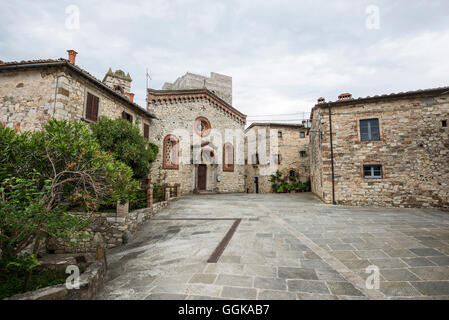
[103,68,132,96]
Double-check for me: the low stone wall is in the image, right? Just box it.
[6,261,105,300]
[47,196,178,254]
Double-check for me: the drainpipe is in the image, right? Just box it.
[327,103,336,205]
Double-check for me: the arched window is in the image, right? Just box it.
[163,135,179,169]
[223,143,234,172]
[114,85,124,94]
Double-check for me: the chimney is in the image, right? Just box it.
[338,93,353,101]
[317,97,325,104]
[128,93,134,102]
[67,50,78,65]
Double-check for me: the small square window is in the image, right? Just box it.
[278,131,282,138]
[443,120,448,127]
[363,164,382,179]
[300,132,305,138]
[300,151,307,158]
[360,118,380,141]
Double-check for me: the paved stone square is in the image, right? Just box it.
[98,194,449,300]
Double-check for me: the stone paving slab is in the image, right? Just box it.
[98,194,449,300]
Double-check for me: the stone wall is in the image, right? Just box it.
[162,72,232,105]
[244,124,310,193]
[0,66,151,135]
[47,194,178,254]
[310,94,449,209]
[148,97,245,194]
[6,261,105,300]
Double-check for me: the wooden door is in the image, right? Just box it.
[198,165,207,190]
[254,177,259,194]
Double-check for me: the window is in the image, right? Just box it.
[278,131,282,138]
[114,85,124,94]
[300,151,307,158]
[143,123,149,140]
[85,92,99,122]
[223,143,234,172]
[274,154,281,164]
[163,135,179,169]
[289,170,296,178]
[360,118,380,141]
[300,131,305,138]
[122,111,133,123]
[363,164,382,179]
[194,117,211,137]
[443,120,448,127]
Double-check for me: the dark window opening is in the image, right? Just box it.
[360,118,380,141]
[443,120,448,127]
[289,170,296,178]
[300,151,307,158]
[122,111,133,123]
[363,164,382,179]
[114,85,124,94]
[300,131,305,138]
[278,131,282,138]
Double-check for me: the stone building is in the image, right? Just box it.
[162,72,232,105]
[147,72,246,194]
[309,89,449,209]
[0,50,155,134]
[244,123,310,193]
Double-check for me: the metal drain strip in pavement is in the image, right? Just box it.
[153,218,242,263]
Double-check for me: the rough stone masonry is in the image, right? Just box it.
[309,90,449,210]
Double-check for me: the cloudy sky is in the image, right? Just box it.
[1,0,448,123]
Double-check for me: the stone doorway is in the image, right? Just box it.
[254,176,259,194]
[198,164,207,190]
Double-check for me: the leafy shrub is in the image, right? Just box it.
[90,117,158,179]
[270,169,311,193]
[0,119,141,292]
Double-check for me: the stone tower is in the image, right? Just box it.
[103,68,132,95]
[162,72,232,105]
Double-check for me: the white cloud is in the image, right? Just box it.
[1,0,448,120]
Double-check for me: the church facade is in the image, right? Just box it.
[147,72,247,194]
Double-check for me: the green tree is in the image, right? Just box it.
[0,120,141,291]
[90,117,158,179]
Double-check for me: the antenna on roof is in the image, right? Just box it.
[145,68,152,106]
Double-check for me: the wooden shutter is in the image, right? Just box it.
[86,93,99,121]
[85,93,93,121]
[144,123,149,139]
[92,95,99,121]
